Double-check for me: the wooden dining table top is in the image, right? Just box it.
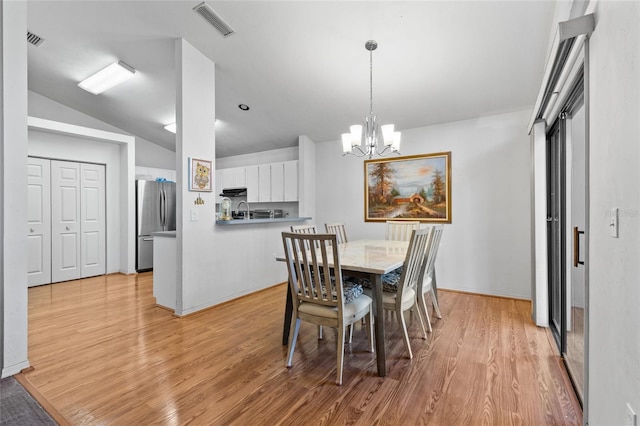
[276,238,409,274]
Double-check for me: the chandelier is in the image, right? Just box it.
[342,40,401,159]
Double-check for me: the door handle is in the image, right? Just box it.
[30,228,35,233]
[573,226,585,267]
[65,226,70,231]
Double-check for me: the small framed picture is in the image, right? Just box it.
[189,158,213,192]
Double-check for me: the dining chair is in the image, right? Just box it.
[418,225,444,332]
[325,223,348,244]
[290,225,323,338]
[385,220,421,241]
[281,232,373,385]
[364,227,430,359]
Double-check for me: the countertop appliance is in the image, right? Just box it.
[136,180,176,271]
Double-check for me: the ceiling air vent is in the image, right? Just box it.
[193,2,235,38]
[27,31,45,47]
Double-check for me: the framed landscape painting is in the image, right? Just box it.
[364,152,451,223]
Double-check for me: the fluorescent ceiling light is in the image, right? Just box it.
[164,120,218,133]
[78,61,135,95]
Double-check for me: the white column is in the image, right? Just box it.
[1,0,30,377]
[174,39,216,316]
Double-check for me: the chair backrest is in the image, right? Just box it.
[423,225,444,277]
[325,223,348,244]
[291,225,319,249]
[291,225,317,234]
[385,220,421,241]
[281,232,344,312]
[396,227,433,302]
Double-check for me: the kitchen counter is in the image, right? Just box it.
[215,217,312,226]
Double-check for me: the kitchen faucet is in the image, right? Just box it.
[237,200,250,220]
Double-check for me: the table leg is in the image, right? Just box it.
[371,273,386,376]
[283,285,293,345]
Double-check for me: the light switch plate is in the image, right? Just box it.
[190,208,199,222]
[610,207,619,238]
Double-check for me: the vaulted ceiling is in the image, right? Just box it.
[27,1,556,158]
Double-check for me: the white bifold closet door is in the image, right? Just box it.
[79,162,106,279]
[27,158,52,286]
[28,158,106,286]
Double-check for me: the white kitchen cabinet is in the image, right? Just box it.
[284,160,298,201]
[217,160,298,203]
[258,164,271,202]
[221,166,246,188]
[270,163,284,202]
[246,165,259,202]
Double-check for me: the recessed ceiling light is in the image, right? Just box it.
[78,61,136,95]
[238,104,250,111]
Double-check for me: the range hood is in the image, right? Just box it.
[220,187,247,197]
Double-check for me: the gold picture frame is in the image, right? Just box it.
[189,157,212,192]
[364,152,451,223]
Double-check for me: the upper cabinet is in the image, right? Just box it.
[221,160,298,203]
[283,161,298,202]
[221,167,246,188]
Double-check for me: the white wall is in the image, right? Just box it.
[1,0,30,378]
[588,1,640,423]
[135,138,175,170]
[30,90,176,170]
[217,146,297,169]
[316,110,533,299]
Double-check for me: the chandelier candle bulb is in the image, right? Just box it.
[341,134,352,153]
[350,125,363,147]
[392,132,401,151]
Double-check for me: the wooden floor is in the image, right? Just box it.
[23,272,582,425]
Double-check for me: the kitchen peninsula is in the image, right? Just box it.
[216,217,311,226]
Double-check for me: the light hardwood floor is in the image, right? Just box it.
[23,272,582,424]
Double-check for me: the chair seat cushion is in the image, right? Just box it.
[345,274,401,293]
[299,293,372,319]
[363,287,416,306]
[298,277,363,304]
[343,281,364,303]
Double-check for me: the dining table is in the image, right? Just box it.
[279,238,410,377]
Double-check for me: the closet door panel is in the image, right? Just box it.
[51,161,81,283]
[80,163,106,278]
[27,158,51,287]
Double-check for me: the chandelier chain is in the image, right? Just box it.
[369,48,374,115]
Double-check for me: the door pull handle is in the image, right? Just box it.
[573,226,585,267]
[66,226,70,231]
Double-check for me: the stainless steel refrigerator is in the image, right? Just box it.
[136,180,176,271]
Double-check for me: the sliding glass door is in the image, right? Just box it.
[546,75,587,406]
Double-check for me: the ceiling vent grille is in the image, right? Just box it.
[193,2,235,38]
[27,31,45,47]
